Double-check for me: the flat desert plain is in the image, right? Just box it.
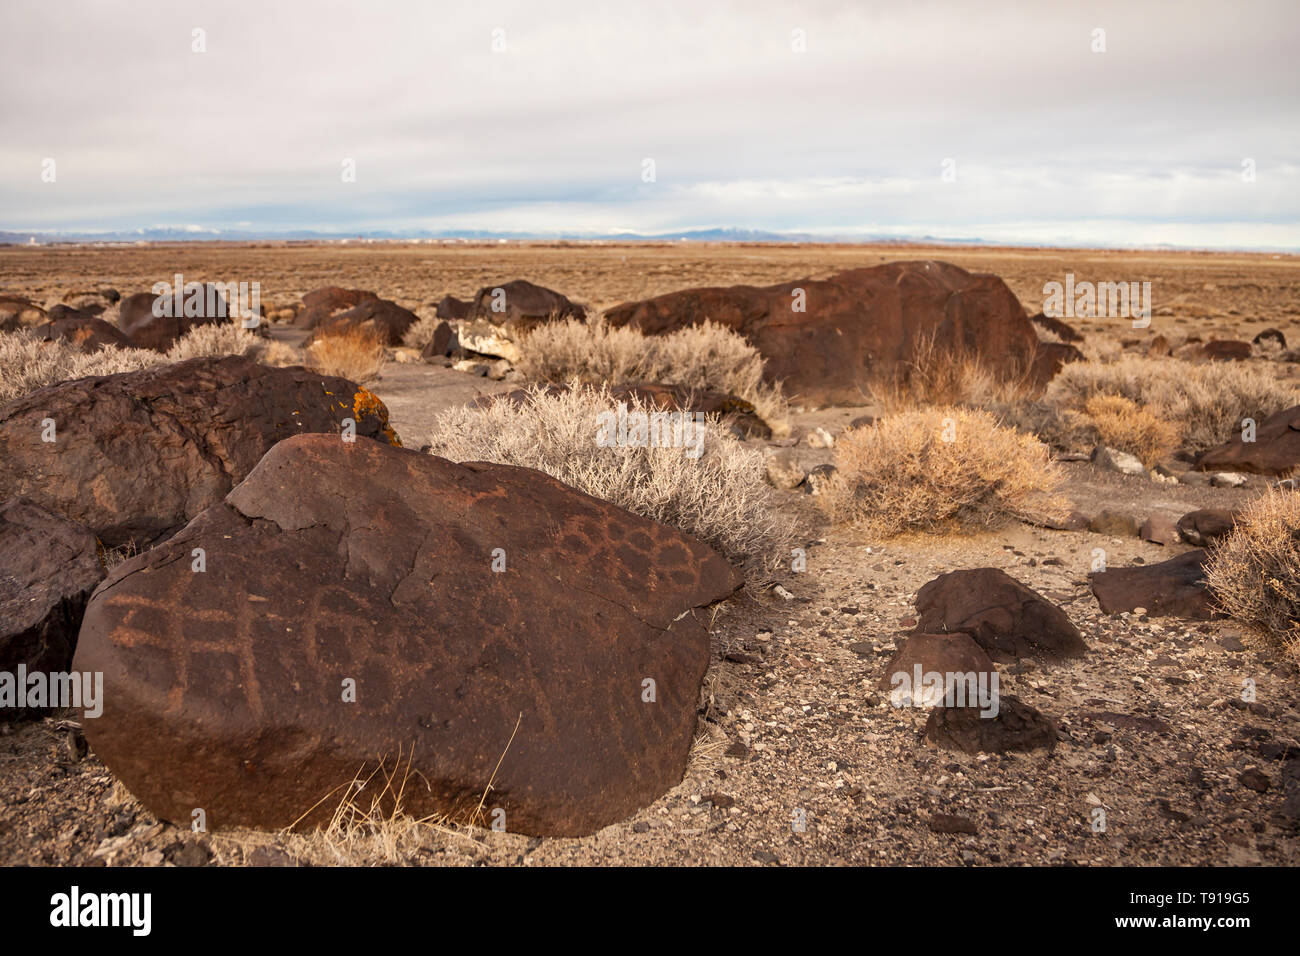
[2,242,1298,867]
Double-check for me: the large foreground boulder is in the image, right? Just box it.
[0,498,104,708]
[1195,405,1300,476]
[604,260,1045,406]
[75,433,741,837]
[1090,550,1219,619]
[0,356,399,548]
[913,568,1087,660]
[118,285,232,351]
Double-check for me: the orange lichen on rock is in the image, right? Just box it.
[353,387,401,446]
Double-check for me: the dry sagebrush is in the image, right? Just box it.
[1207,489,1300,664]
[1077,393,1180,466]
[0,330,162,404]
[1046,355,1294,453]
[821,407,1068,537]
[868,331,1036,412]
[515,316,789,436]
[1,323,303,405]
[306,326,386,383]
[426,384,796,573]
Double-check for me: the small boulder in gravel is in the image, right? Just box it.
[1139,514,1181,546]
[1090,550,1219,619]
[1091,445,1146,476]
[924,695,1058,754]
[1177,508,1239,547]
[914,568,1086,660]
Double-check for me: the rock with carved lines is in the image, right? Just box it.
[74,433,741,837]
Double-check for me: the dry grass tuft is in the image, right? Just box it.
[427,383,796,574]
[305,326,386,383]
[1207,489,1300,665]
[0,330,162,405]
[163,322,267,362]
[515,315,789,436]
[820,406,1069,537]
[1045,354,1295,453]
[1079,393,1180,466]
[868,331,1036,413]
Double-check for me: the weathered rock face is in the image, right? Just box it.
[877,633,996,708]
[292,287,380,329]
[1176,508,1239,547]
[75,433,741,837]
[0,356,399,548]
[1090,550,1219,619]
[304,296,418,347]
[914,567,1086,660]
[924,696,1057,754]
[604,260,1045,406]
[1139,514,1181,546]
[0,296,47,332]
[118,286,231,351]
[1195,405,1300,476]
[468,279,586,332]
[32,315,137,353]
[0,498,104,702]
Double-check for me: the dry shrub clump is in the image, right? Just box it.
[515,315,789,436]
[1207,489,1300,664]
[868,331,1036,413]
[163,322,267,362]
[821,406,1068,537]
[305,326,386,383]
[427,384,796,573]
[0,330,161,404]
[1046,355,1295,453]
[1077,393,1180,466]
[402,309,443,350]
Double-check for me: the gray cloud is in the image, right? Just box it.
[1,0,1297,247]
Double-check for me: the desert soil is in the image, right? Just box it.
[1,242,1298,866]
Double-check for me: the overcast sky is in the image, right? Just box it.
[1,0,1297,248]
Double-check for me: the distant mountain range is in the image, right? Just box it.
[0,226,1290,253]
[0,226,997,246]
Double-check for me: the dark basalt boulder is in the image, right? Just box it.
[914,567,1087,660]
[1195,405,1300,476]
[0,497,104,712]
[118,284,232,351]
[0,356,399,548]
[467,279,586,333]
[605,260,1045,406]
[75,433,741,837]
[1090,550,1220,619]
[31,315,137,353]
